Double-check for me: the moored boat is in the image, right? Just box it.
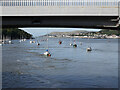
[44,49,51,56]
[87,47,92,51]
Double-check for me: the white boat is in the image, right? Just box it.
[87,34,92,52]
[19,40,22,43]
[37,43,40,46]
[73,43,77,47]
[87,47,92,51]
[21,36,24,42]
[19,35,23,43]
[44,49,51,56]
[30,40,33,43]
[2,41,5,44]
[23,39,26,41]
[73,39,77,48]
[21,39,24,41]
[70,37,73,46]
[33,41,36,43]
[8,40,12,44]
[2,40,6,44]
[36,40,40,45]
[70,43,73,46]
[44,32,51,56]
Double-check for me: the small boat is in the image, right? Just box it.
[87,34,92,52]
[73,39,77,48]
[2,40,6,44]
[30,40,33,43]
[37,42,40,46]
[21,39,26,42]
[19,40,22,43]
[73,44,77,48]
[2,35,6,44]
[44,32,51,57]
[87,47,92,51]
[44,49,51,56]
[21,35,24,42]
[19,35,23,42]
[8,36,12,44]
[59,40,62,44]
[36,40,40,46]
[2,41,5,44]
[21,39,24,42]
[23,39,26,41]
[33,41,36,43]
[70,43,73,46]
[8,40,12,44]
[70,37,73,46]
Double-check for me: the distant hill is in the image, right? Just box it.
[1,28,33,39]
[48,29,120,36]
[49,30,92,36]
[99,29,120,36]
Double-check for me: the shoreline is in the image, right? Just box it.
[48,36,120,39]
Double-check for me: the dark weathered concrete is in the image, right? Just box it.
[2,16,119,29]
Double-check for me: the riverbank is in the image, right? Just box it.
[48,35,120,39]
[47,29,120,39]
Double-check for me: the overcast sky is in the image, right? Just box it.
[19,28,101,37]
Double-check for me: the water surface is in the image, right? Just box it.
[2,38,118,88]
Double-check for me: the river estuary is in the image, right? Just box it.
[2,38,118,88]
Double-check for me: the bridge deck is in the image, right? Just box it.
[0,6,119,16]
[0,0,119,16]
[1,0,119,29]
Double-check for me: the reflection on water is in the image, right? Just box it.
[2,38,118,88]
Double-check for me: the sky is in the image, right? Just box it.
[19,28,101,37]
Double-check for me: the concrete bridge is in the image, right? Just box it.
[0,0,120,29]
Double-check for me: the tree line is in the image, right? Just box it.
[99,29,120,36]
[0,28,33,39]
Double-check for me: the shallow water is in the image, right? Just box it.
[2,38,118,88]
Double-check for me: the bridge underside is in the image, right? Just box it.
[2,16,119,30]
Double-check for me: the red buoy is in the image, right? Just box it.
[48,54,51,56]
[59,41,62,44]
